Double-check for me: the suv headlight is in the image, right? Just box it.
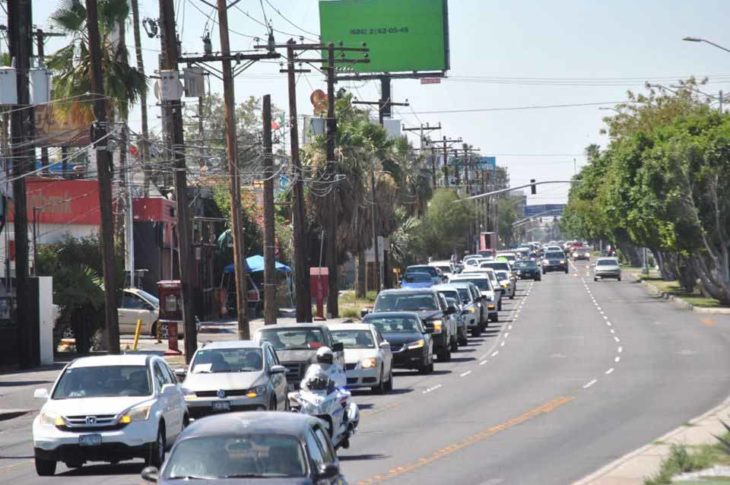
[247,385,267,398]
[560,260,566,264]
[119,403,152,424]
[39,410,64,427]
[431,319,443,333]
[406,339,425,350]
[360,358,377,369]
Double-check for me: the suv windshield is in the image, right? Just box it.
[331,329,375,349]
[52,365,151,399]
[516,260,537,269]
[258,328,325,351]
[163,434,306,479]
[191,348,263,374]
[545,252,564,259]
[406,266,438,277]
[455,287,472,303]
[480,262,510,272]
[403,272,432,283]
[365,316,423,334]
[597,259,618,266]
[454,278,491,291]
[374,293,439,312]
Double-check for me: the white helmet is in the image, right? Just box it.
[315,346,334,365]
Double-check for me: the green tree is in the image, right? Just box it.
[419,189,476,259]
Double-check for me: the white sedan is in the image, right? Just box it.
[328,323,394,394]
[32,354,188,476]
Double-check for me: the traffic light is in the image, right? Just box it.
[530,179,536,195]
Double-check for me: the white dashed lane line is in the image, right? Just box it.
[605,367,615,375]
[460,370,472,378]
[423,384,442,394]
[583,379,598,389]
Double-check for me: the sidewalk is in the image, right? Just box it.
[574,397,730,484]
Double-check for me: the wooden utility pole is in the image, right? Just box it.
[130,0,151,195]
[440,136,463,188]
[262,94,276,325]
[8,0,35,367]
[86,0,120,354]
[324,44,338,318]
[216,0,249,338]
[159,0,197,356]
[32,28,62,170]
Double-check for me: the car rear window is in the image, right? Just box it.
[597,259,618,266]
[331,329,375,349]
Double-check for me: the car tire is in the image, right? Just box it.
[542,269,546,275]
[498,301,502,311]
[372,368,387,394]
[509,294,514,300]
[618,276,622,281]
[565,269,569,274]
[384,368,393,392]
[458,332,468,346]
[471,326,482,337]
[450,336,459,352]
[490,314,499,323]
[594,277,598,282]
[269,396,277,410]
[146,423,166,468]
[438,347,451,362]
[419,360,433,374]
[35,457,57,476]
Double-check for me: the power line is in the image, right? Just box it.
[410,101,634,115]
[263,0,319,38]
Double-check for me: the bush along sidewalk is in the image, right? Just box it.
[644,423,730,485]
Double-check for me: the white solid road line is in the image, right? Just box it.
[605,367,615,375]
[583,379,598,389]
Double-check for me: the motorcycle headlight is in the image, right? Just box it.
[119,403,152,424]
[247,385,267,398]
[360,358,377,369]
[406,339,425,350]
[431,320,442,333]
[39,410,64,427]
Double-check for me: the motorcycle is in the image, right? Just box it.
[288,364,359,450]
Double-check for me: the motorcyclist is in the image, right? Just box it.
[304,346,346,389]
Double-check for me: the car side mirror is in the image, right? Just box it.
[141,466,159,483]
[379,341,390,349]
[480,295,487,301]
[34,388,49,399]
[270,364,287,374]
[317,463,340,479]
[161,383,178,396]
[173,368,187,382]
[446,305,457,315]
[360,308,371,318]
[331,342,344,353]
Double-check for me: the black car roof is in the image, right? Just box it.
[364,311,421,320]
[178,412,320,441]
[377,288,437,295]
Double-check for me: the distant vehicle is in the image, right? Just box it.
[572,247,592,260]
[440,282,483,336]
[405,265,447,285]
[33,354,188,475]
[178,340,288,418]
[372,289,457,361]
[432,284,470,346]
[140,412,346,484]
[254,324,344,390]
[496,252,517,265]
[118,288,161,336]
[514,260,542,281]
[495,269,516,299]
[593,257,622,281]
[542,251,569,274]
[449,273,499,322]
[400,271,435,289]
[328,323,394,393]
[363,312,434,374]
[429,260,455,278]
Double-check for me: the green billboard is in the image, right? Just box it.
[319,0,450,74]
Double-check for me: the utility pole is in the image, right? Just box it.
[324,44,338,318]
[86,0,120,354]
[441,136,463,188]
[130,0,151,195]
[159,0,197,355]
[32,28,63,170]
[262,94,276,325]
[403,123,441,151]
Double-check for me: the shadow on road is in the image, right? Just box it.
[449,356,476,363]
[338,453,389,462]
[57,461,145,477]
[0,380,51,387]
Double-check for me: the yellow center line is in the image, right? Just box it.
[357,395,574,484]
[700,317,716,327]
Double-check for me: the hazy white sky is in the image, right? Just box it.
[29,0,730,204]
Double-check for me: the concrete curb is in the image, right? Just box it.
[573,395,730,484]
[0,409,31,421]
[631,273,730,315]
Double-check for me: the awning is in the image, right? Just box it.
[224,255,291,274]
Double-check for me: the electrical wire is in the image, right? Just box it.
[263,0,320,38]
[409,101,634,115]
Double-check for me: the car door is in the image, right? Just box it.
[325,328,345,367]
[264,345,286,407]
[312,425,342,483]
[118,291,155,334]
[153,360,181,440]
[373,328,392,376]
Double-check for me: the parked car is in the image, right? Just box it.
[542,250,569,274]
[140,412,346,484]
[404,265,447,285]
[362,312,434,374]
[400,271,434,289]
[449,273,499,322]
[32,354,188,476]
[514,259,542,281]
[432,284,469,345]
[254,324,344,389]
[178,340,288,419]
[118,288,161,336]
[328,323,394,394]
[372,288,457,361]
[447,281,486,336]
[495,269,516,299]
[593,257,622,281]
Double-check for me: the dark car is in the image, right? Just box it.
[400,271,434,289]
[363,312,434,374]
[404,265,447,285]
[372,289,457,362]
[542,251,569,274]
[514,260,542,281]
[254,324,344,389]
[140,412,346,484]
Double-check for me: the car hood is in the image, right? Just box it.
[382,332,425,346]
[343,348,379,363]
[183,371,265,391]
[161,477,313,485]
[45,396,154,417]
[415,310,443,321]
[275,350,317,364]
[401,281,433,289]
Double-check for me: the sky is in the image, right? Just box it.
[22,0,730,204]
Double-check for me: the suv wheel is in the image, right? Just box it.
[471,326,482,337]
[384,368,394,392]
[35,457,56,476]
[450,336,459,352]
[438,347,451,362]
[146,424,166,468]
[372,368,387,394]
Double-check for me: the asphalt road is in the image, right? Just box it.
[2,260,729,484]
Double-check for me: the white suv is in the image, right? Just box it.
[32,354,188,476]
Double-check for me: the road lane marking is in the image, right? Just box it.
[614,336,620,343]
[460,370,472,377]
[492,351,499,357]
[422,384,442,394]
[583,379,598,389]
[508,325,513,330]
[606,321,612,326]
[605,367,615,375]
[701,317,716,327]
[603,315,609,320]
[357,396,574,485]
[480,360,488,365]
[610,328,615,334]
[618,346,623,353]
[615,356,621,363]
[500,341,506,347]
[504,332,509,338]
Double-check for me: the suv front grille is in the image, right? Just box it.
[195,389,248,398]
[63,414,118,429]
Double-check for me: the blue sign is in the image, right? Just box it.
[478,156,496,171]
[525,204,565,217]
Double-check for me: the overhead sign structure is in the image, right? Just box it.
[319,0,450,74]
[478,156,497,171]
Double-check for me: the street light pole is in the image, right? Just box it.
[683,37,730,54]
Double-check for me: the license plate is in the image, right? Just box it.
[212,401,230,412]
[78,434,102,447]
